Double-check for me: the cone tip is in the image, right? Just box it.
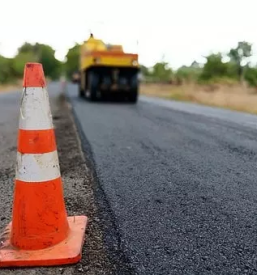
[23,63,46,88]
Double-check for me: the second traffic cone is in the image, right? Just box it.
[0,63,88,267]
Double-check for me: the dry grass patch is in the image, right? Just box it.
[140,83,257,114]
[0,78,54,93]
[0,80,23,93]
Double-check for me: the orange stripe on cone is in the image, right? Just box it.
[18,129,57,154]
[23,63,46,87]
[11,178,69,250]
[0,62,88,267]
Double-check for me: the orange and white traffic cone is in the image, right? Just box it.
[0,63,88,267]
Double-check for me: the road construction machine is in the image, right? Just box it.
[75,34,140,103]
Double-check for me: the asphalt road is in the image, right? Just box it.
[67,83,257,275]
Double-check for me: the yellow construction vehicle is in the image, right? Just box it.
[76,33,140,103]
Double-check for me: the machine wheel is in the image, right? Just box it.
[128,74,138,103]
[86,72,98,101]
[78,74,85,98]
[128,90,138,103]
[78,84,84,97]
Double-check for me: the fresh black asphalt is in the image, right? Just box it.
[67,83,257,275]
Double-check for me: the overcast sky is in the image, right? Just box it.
[0,0,256,69]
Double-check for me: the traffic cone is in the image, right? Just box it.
[0,63,88,267]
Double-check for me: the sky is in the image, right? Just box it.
[0,0,257,69]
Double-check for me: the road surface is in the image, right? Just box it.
[67,83,257,275]
[2,83,257,275]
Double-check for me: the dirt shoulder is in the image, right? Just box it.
[53,94,118,275]
[140,83,257,114]
[0,81,22,93]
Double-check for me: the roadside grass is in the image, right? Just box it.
[0,80,23,93]
[140,83,257,114]
[0,78,54,93]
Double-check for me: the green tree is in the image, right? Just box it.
[175,61,202,84]
[244,66,257,87]
[15,42,62,79]
[64,43,81,79]
[0,56,14,83]
[38,44,62,79]
[228,41,252,81]
[140,65,150,77]
[17,42,36,55]
[12,52,38,77]
[190,61,201,69]
[200,53,230,81]
[151,62,172,82]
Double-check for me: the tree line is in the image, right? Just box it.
[0,43,63,83]
[1,41,257,87]
[141,41,257,87]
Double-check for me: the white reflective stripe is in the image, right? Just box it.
[19,87,53,130]
[16,151,60,182]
